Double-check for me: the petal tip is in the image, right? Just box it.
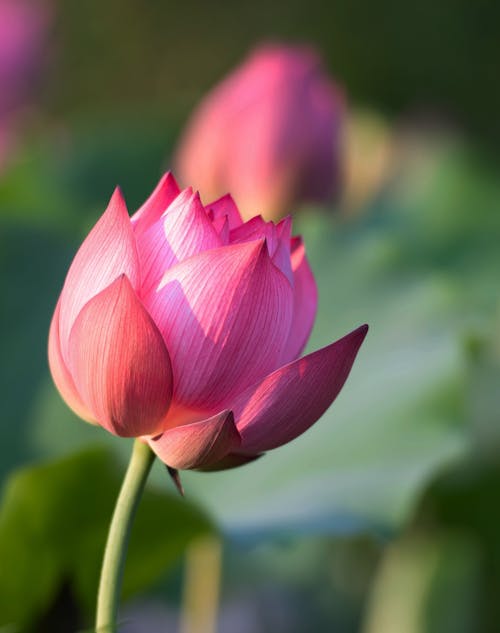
[354,323,369,342]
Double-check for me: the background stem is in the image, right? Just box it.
[180,535,223,633]
[95,439,155,632]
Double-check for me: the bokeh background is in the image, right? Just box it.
[1,1,500,632]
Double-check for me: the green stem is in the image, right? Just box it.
[180,535,223,633]
[95,439,155,632]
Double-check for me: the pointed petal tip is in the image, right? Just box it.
[166,466,185,496]
[160,170,178,184]
[234,323,369,453]
[110,185,126,205]
[277,215,293,235]
[353,323,369,342]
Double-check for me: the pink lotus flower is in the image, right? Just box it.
[48,173,367,471]
[0,0,51,169]
[174,43,344,221]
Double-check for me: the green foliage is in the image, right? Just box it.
[0,447,212,630]
[0,96,499,633]
[363,532,481,633]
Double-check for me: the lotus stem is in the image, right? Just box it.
[95,439,155,632]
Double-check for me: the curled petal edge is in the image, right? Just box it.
[48,299,95,423]
[148,410,241,470]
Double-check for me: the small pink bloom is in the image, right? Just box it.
[49,173,367,470]
[0,0,51,168]
[174,44,344,221]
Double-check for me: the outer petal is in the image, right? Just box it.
[280,236,318,363]
[68,275,173,437]
[196,452,262,472]
[233,324,368,453]
[205,194,243,230]
[135,188,222,296]
[58,187,140,356]
[131,172,180,236]
[144,240,293,410]
[148,410,241,470]
[48,299,95,422]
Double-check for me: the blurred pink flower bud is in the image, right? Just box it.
[49,173,367,471]
[0,0,50,168]
[174,44,344,222]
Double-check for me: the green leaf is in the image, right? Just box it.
[0,446,212,629]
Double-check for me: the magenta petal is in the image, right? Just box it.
[144,239,293,410]
[58,187,140,356]
[209,214,230,244]
[131,172,180,236]
[280,236,318,363]
[233,324,368,453]
[148,410,241,470]
[136,188,222,295]
[230,215,270,246]
[68,276,173,437]
[205,193,243,230]
[270,232,293,285]
[48,299,94,422]
[196,452,262,472]
[276,216,292,241]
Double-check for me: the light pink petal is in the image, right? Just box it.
[144,239,293,410]
[280,236,318,363]
[131,172,180,236]
[205,193,243,230]
[233,324,368,453]
[58,187,140,357]
[135,188,222,296]
[148,410,241,470]
[48,299,95,422]
[68,276,173,438]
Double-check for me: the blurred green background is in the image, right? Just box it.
[1,1,500,632]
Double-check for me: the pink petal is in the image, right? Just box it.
[276,216,292,241]
[230,215,272,246]
[233,324,368,453]
[144,239,293,411]
[270,232,293,285]
[196,452,262,472]
[48,299,95,422]
[148,410,241,470]
[131,172,180,236]
[58,187,140,358]
[205,193,243,230]
[280,236,318,363]
[135,188,222,296]
[230,216,292,284]
[210,214,230,244]
[68,275,173,437]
